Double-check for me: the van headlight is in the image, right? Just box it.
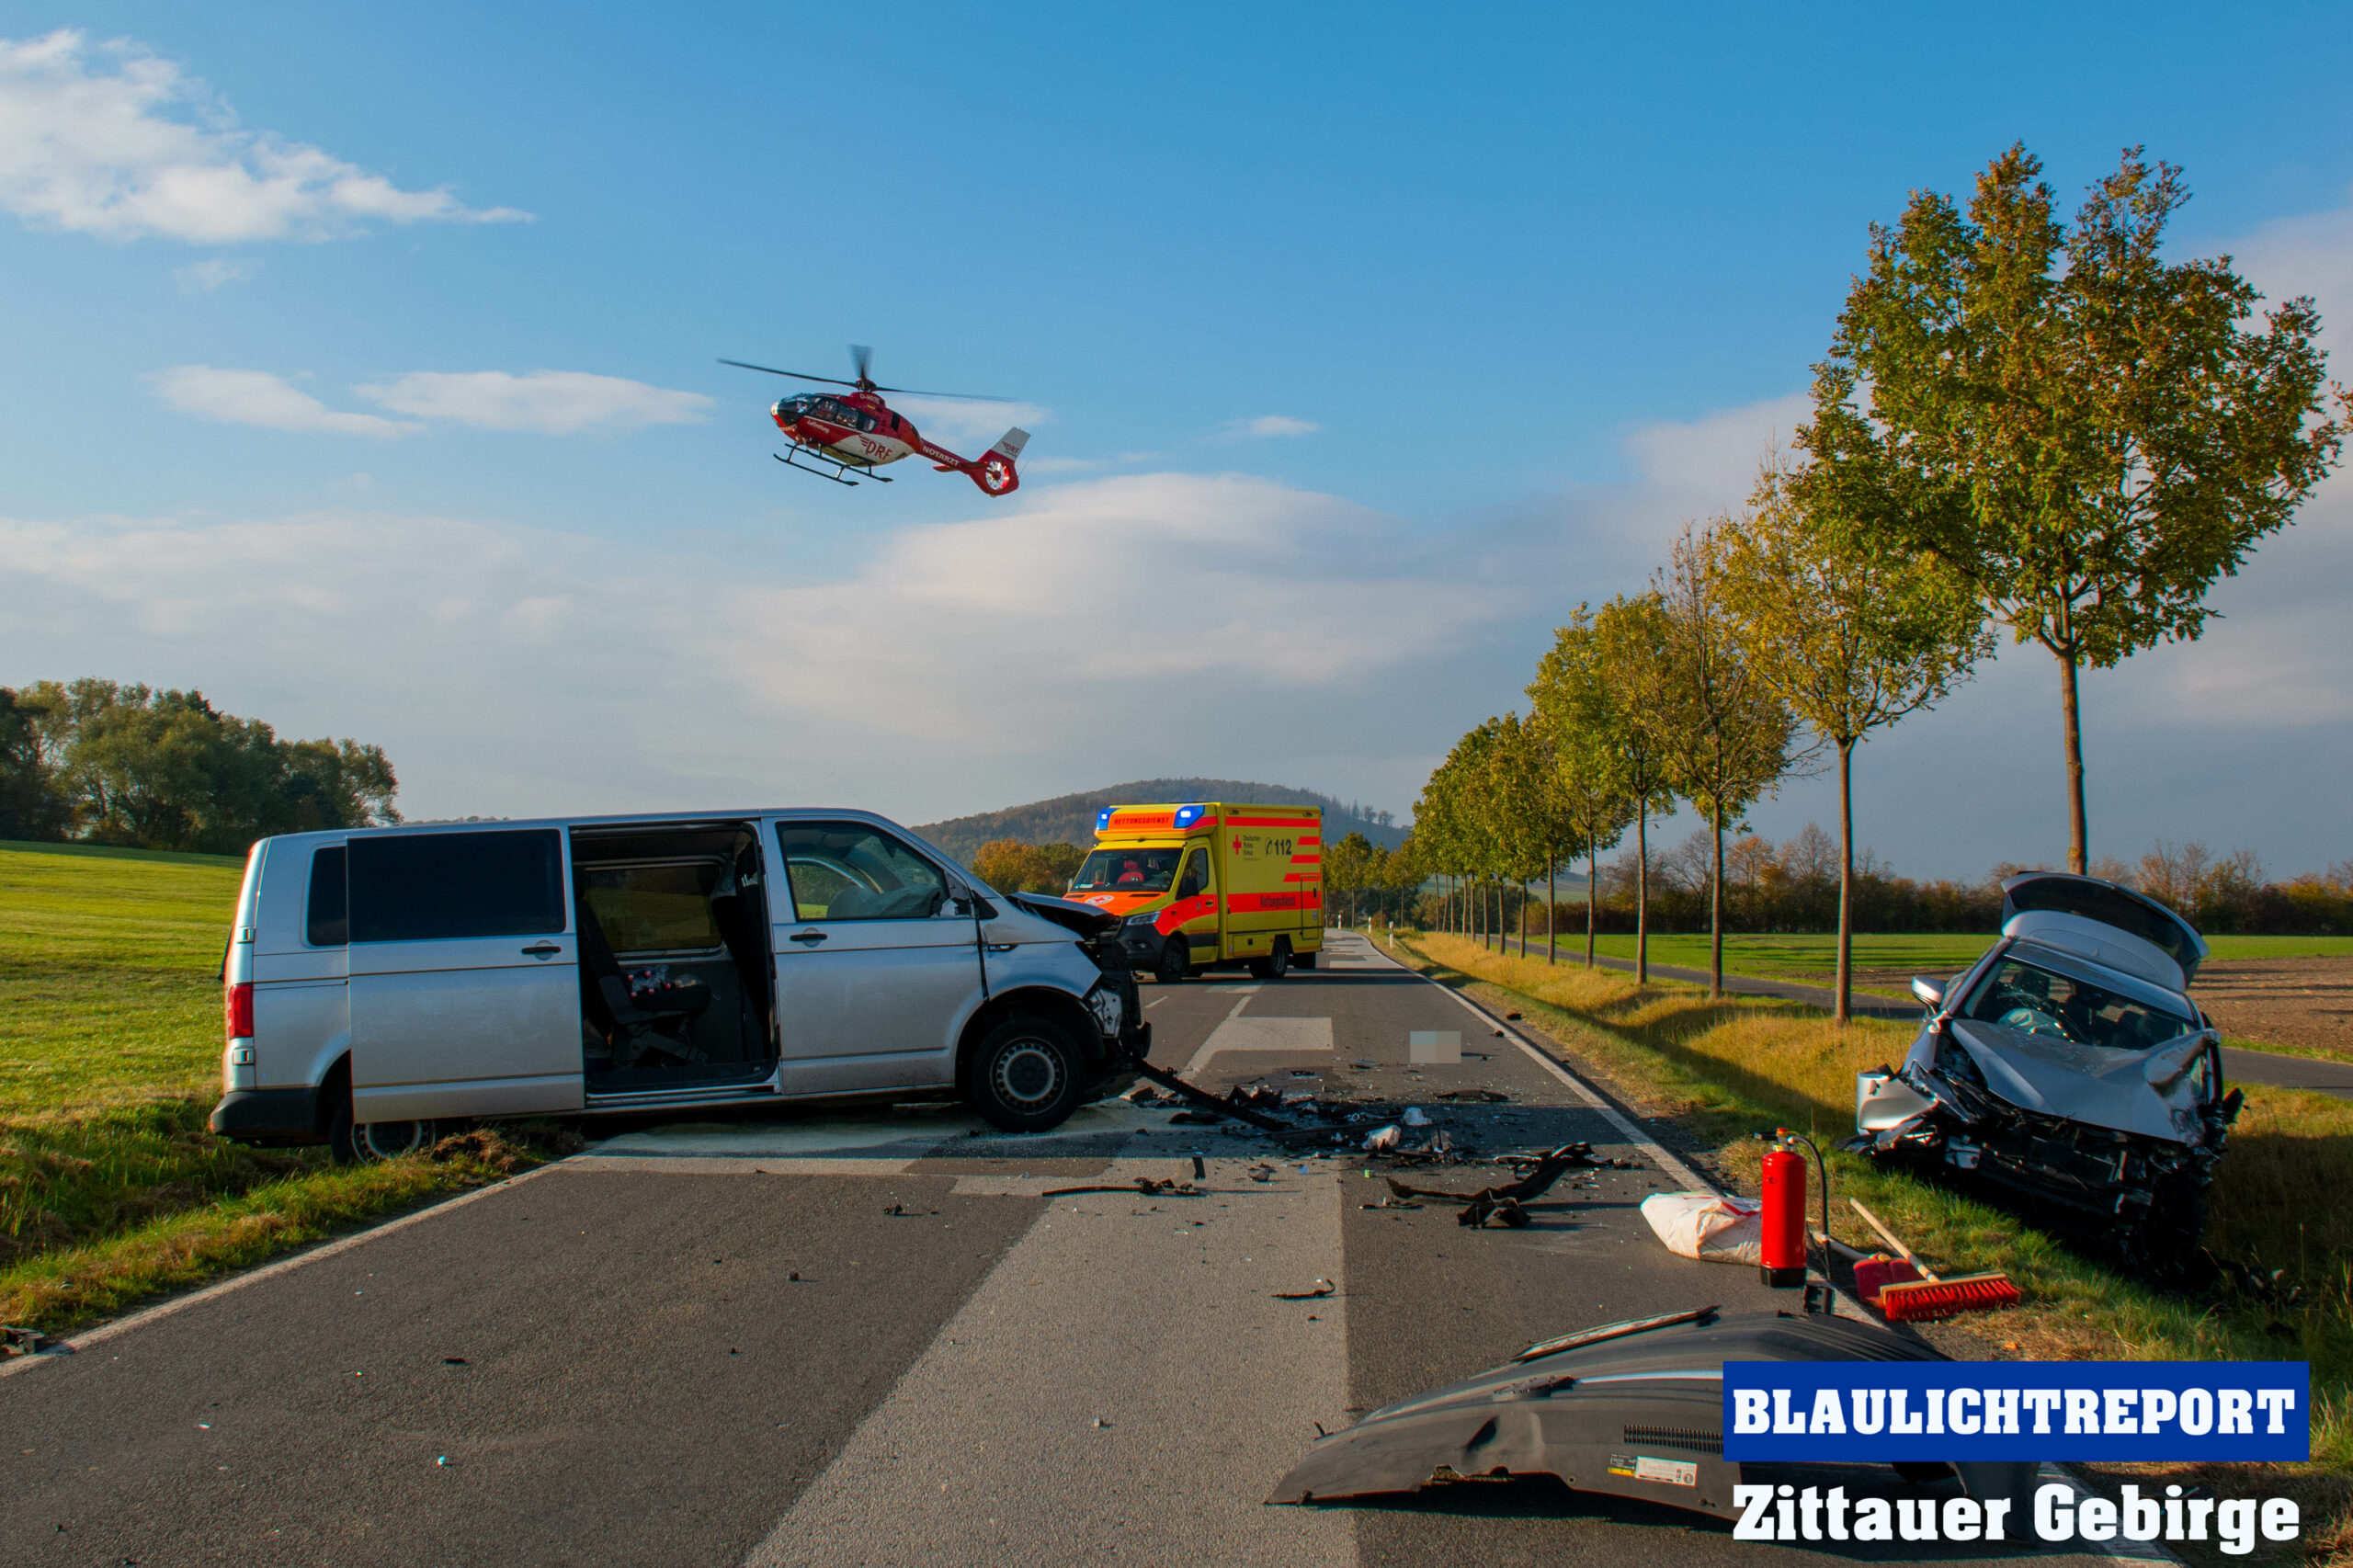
[1086,984,1124,1036]
[1123,911,1160,926]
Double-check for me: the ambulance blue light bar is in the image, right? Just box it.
[1174,803,1208,829]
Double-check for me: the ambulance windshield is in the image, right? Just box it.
[1070,846,1185,893]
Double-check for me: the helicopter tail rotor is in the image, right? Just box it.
[966,427,1028,496]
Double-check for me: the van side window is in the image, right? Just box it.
[1176,852,1207,901]
[348,830,567,943]
[578,862,725,953]
[306,846,348,947]
[776,823,948,921]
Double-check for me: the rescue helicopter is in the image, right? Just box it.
[719,346,1029,494]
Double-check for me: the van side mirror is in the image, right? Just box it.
[1911,975,1945,1009]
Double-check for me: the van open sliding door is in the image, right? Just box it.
[347,827,585,1122]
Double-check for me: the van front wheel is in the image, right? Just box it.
[966,1015,1085,1133]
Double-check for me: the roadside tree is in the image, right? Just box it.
[1718,455,1992,1019]
[1804,143,2346,873]
[1588,594,1680,983]
[1641,524,1800,997]
[1527,607,1638,969]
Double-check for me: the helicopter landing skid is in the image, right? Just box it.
[775,448,890,486]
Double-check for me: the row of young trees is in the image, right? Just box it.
[0,680,401,856]
[1412,144,2346,1021]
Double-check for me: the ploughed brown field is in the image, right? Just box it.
[2192,954,2353,1058]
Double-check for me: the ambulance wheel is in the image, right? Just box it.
[1154,940,1190,985]
[1249,939,1291,981]
[965,1014,1085,1133]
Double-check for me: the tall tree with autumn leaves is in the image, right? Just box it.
[1802,144,2345,874]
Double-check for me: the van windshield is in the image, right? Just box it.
[1071,846,1184,893]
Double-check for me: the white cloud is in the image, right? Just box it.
[1620,391,1811,500]
[353,370,714,434]
[0,475,1500,825]
[0,29,529,243]
[1222,415,1320,438]
[149,366,419,437]
[889,396,1051,449]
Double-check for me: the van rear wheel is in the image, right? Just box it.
[966,1014,1085,1133]
[328,1102,440,1165]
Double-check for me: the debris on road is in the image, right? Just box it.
[1459,1195,1530,1228]
[1041,1176,1203,1199]
[1273,1279,1336,1300]
[1246,1164,1278,1183]
[1362,1125,1403,1153]
[1384,1142,1635,1215]
[1168,1110,1222,1125]
[1437,1088,1510,1103]
[1361,1196,1422,1210]
[1,1326,63,1358]
[1131,1058,1294,1131]
[1401,1107,1432,1128]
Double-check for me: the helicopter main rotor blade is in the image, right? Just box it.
[848,344,874,387]
[869,383,1018,402]
[717,358,862,388]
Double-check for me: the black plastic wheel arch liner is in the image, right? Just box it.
[1267,1308,2038,1521]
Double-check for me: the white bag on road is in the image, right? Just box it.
[1640,1191,1765,1266]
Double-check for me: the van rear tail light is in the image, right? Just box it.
[225,981,254,1040]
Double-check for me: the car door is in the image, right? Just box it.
[766,818,983,1093]
[346,826,585,1122]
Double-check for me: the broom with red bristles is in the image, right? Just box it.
[1847,1199,2020,1321]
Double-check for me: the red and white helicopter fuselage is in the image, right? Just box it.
[771,389,1026,494]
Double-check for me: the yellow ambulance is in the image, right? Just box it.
[1065,802,1324,983]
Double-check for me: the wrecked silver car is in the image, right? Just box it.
[1849,873,2242,1271]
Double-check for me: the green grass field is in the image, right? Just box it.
[1535,928,2353,994]
[0,840,535,1331]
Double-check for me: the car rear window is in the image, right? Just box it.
[348,830,566,943]
[306,846,347,947]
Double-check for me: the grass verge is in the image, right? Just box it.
[1386,927,2353,1552]
[0,843,580,1337]
[0,1128,569,1335]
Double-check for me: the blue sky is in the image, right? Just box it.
[5,4,2351,879]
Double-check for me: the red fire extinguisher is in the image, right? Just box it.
[1759,1130,1808,1288]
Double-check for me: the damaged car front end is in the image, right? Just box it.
[1849,873,2242,1272]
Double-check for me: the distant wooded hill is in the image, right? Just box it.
[915,778,1405,863]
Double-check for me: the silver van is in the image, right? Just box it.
[210,810,1148,1160]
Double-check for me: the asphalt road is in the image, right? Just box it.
[2,932,2127,1568]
